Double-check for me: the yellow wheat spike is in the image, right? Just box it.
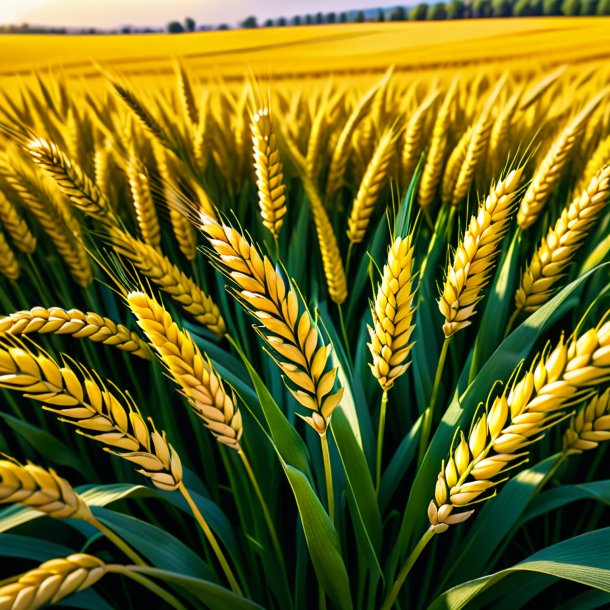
[0,190,36,253]
[439,168,523,337]
[515,165,610,314]
[441,127,472,205]
[201,215,344,434]
[563,388,610,454]
[0,226,20,281]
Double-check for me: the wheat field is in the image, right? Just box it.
[0,17,609,610]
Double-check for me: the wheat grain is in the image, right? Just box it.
[517,90,607,229]
[439,168,523,337]
[0,554,106,610]
[563,388,610,454]
[0,306,152,360]
[0,342,183,490]
[368,235,417,391]
[347,128,397,244]
[127,291,243,450]
[515,165,610,314]
[201,215,344,434]
[0,459,92,520]
[441,127,472,205]
[429,318,610,530]
[0,190,36,253]
[251,106,287,239]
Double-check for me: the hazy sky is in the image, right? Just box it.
[0,0,385,27]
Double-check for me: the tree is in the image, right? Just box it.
[277,17,287,26]
[326,12,337,23]
[390,6,407,20]
[263,18,274,27]
[305,14,313,24]
[167,21,184,33]
[446,0,466,18]
[597,0,610,12]
[409,3,429,19]
[355,10,366,22]
[292,15,302,25]
[241,16,258,28]
[339,11,348,22]
[429,3,448,18]
[217,23,230,30]
[315,12,324,23]
[472,0,492,16]
[581,0,598,13]
[543,0,562,13]
[561,0,581,12]
[513,0,532,14]
[378,8,386,21]
[184,17,195,32]
[492,0,513,15]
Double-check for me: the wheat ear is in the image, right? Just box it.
[576,133,610,194]
[430,319,610,530]
[369,235,417,391]
[418,79,458,209]
[517,90,607,229]
[201,215,343,434]
[515,165,610,314]
[0,227,19,280]
[3,159,92,287]
[451,78,505,206]
[0,342,183,491]
[325,70,392,200]
[441,127,472,205]
[127,150,161,250]
[489,85,523,157]
[439,168,523,337]
[347,128,397,244]
[0,190,36,253]
[0,306,152,360]
[176,60,198,125]
[563,388,610,454]
[0,458,92,520]
[250,106,287,239]
[0,554,106,610]
[401,90,439,184]
[127,291,243,449]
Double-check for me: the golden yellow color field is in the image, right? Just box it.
[1,17,610,87]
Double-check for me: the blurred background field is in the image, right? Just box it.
[1,17,610,89]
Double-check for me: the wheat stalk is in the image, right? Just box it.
[563,388,610,454]
[0,306,152,360]
[517,89,607,229]
[251,106,287,239]
[439,168,523,337]
[430,317,610,530]
[369,235,417,391]
[0,227,19,281]
[418,79,458,209]
[201,215,343,434]
[0,554,107,610]
[0,190,36,253]
[0,458,92,520]
[347,128,397,244]
[127,291,243,450]
[0,342,183,491]
[515,165,610,314]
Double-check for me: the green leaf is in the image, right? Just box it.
[429,528,610,610]
[125,567,264,610]
[0,532,72,561]
[284,464,353,610]
[94,506,216,580]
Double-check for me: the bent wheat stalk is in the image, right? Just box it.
[0,306,152,360]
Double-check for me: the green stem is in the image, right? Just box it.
[536,452,567,493]
[345,241,354,277]
[88,517,147,567]
[375,390,389,495]
[337,304,352,367]
[423,207,434,232]
[320,432,334,521]
[380,528,436,610]
[504,309,520,339]
[418,337,451,466]
[178,482,242,594]
[109,566,190,610]
[239,449,293,607]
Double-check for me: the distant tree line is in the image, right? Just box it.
[236,0,610,27]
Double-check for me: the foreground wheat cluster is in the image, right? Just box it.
[0,56,608,610]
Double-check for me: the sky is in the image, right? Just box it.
[0,0,385,28]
